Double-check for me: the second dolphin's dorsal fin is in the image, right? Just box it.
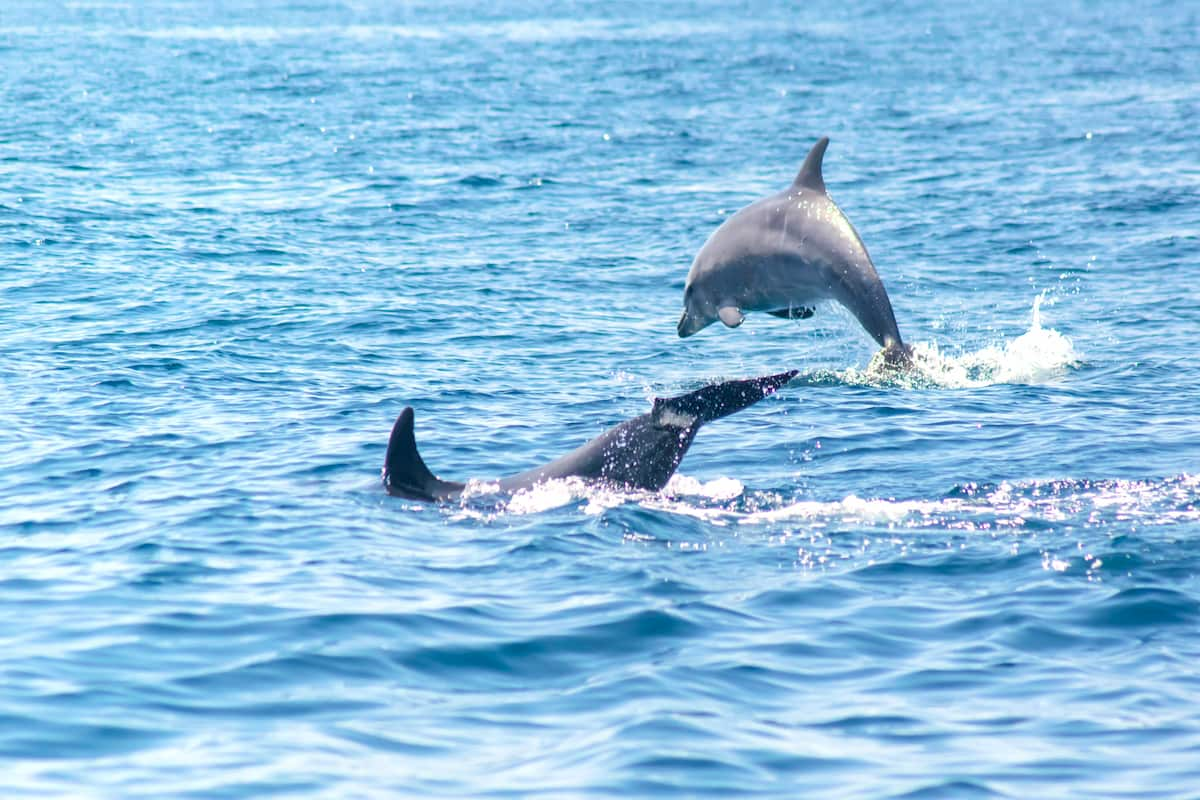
[791,136,829,193]
[383,408,466,501]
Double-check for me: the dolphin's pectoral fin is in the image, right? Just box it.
[717,306,744,328]
[767,307,815,320]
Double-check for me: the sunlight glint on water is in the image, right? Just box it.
[2,1,1199,797]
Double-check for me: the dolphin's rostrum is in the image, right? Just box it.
[383,371,796,502]
[678,136,911,365]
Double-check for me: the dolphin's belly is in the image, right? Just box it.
[729,254,835,313]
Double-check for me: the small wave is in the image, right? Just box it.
[453,174,505,188]
[735,475,1200,532]
[741,494,945,526]
[440,473,1199,540]
[1078,587,1200,629]
[444,473,747,521]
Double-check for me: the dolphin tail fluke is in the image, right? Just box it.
[652,370,797,426]
[383,408,465,501]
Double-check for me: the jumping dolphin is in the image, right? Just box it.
[678,136,911,365]
[383,370,796,502]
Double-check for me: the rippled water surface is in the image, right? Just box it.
[4,1,1200,796]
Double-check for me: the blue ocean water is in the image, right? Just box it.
[3,0,1200,795]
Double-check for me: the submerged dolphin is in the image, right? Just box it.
[383,370,796,502]
[678,136,911,364]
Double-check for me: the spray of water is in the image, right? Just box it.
[442,296,1084,520]
[847,293,1079,389]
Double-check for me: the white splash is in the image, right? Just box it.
[504,478,588,515]
[742,494,950,526]
[662,473,745,501]
[723,475,1200,532]
[849,294,1079,389]
[459,479,501,500]
[448,474,747,519]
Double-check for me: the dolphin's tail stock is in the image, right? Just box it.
[383,408,466,501]
[652,370,797,426]
[882,342,915,369]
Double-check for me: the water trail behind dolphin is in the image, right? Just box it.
[825,294,1079,389]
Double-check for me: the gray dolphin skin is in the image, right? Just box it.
[383,370,796,502]
[678,136,911,364]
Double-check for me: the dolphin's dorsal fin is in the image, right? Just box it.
[383,408,465,501]
[791,136,829,193]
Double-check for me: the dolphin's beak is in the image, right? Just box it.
[677,310,696,338]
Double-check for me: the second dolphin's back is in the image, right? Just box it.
[498,370,797,493]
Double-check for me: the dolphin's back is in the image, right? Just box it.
[383,371,796,502]
[499,414,696,493]
[501,370,797,493]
